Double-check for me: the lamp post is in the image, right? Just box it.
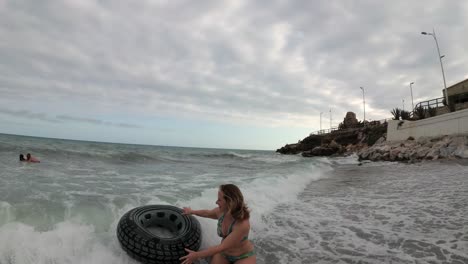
[409,82,415,111]
[402,99,405,111]
[329,108,332,130]
[360,87,366,121]
[320,112,323,133]
[421,29,449,108]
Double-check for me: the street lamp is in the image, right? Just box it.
[360,87,366,121]
[421,29,449,108]
[320,112,323,132]
[402,99,405,111]
[409,82,415,111]
[329,108,332,129]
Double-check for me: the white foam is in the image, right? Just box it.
[245,161,332,235]
[0,221,135,264]
[329,154,361,165]
[228,151,252,158]
[0,145,335,263]
[0,201,13,225]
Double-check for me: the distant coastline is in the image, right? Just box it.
[277,109,468,162]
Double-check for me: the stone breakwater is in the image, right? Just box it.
[358,135,468,162]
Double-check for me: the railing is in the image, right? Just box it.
[414,97,445,110]
[309,118,391,136]
[310,127,339,135]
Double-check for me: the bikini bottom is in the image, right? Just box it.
[222,250,255,264]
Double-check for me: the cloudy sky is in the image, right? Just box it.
[1,0,467,150]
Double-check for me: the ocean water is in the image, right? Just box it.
[0,133,466,264]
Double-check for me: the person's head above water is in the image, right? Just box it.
[19,154,26,161]
[218,184,250,220]
[26,153,31,160]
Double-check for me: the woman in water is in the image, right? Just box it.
[26,153,40,163]
[180,184,256,264]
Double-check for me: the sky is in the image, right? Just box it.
[1,0,467,150]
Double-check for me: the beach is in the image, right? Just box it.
[0,133,467,264]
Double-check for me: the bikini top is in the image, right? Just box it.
[217,213,248,242]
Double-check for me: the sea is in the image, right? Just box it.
[0,133,466,264]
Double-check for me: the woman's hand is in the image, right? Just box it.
[182,207,192,215]
[180,248,199,264]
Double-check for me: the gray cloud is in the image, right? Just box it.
[0,107,141,128]
[1,0,467,131]
[0,107,59,123]
[55,115,142,128]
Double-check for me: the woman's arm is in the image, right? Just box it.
[180,220,250,263]
[183,207,219,219]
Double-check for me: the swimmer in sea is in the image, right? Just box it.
[26,153,40,163]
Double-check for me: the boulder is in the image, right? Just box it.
[303,147,330,156]
[416,147,431,159]
[276,143,301,154]
[374,136,386,145]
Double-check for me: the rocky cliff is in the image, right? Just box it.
[276,111,468,162]
[276,112,387,157]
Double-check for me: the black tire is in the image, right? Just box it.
[117,205,202,264]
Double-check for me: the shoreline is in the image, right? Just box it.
[277,129,468,163]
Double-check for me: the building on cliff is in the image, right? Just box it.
[446,77,468,111]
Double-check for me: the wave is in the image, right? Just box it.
[107,152,172,164]
[196,152,252,159]
[0,140,176,165]
[175,158,334,245]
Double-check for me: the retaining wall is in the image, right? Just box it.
[387,108,468,141]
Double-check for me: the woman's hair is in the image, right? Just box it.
[219,184,250,220]
[19,154,25,161]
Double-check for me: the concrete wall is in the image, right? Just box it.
[387,108,468,141]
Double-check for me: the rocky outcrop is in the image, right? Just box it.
[276,135,324,155]
[276,121,387,157]
[358,135,468,162]
[276,111,468,162]
[302,140,342,157]
[276,143,302,155]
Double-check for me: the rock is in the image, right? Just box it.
[382,152,389,159]
[417,137,429,145]
[276,143,301,154]
[342,112,359,128]
[455,149,468,159]
[439,145,457,158]
[377,144,391,154]
[374,136,386,145]
[358,134,468,162]
[369,152,382,161]
[452,136,468,158]
[302,146,338,157]
[423,141,434,148]
[426,148,440,160]
[416,147,431,159]
[389,148,401,160]
[357,147,371,160]
[329,140,340,150]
